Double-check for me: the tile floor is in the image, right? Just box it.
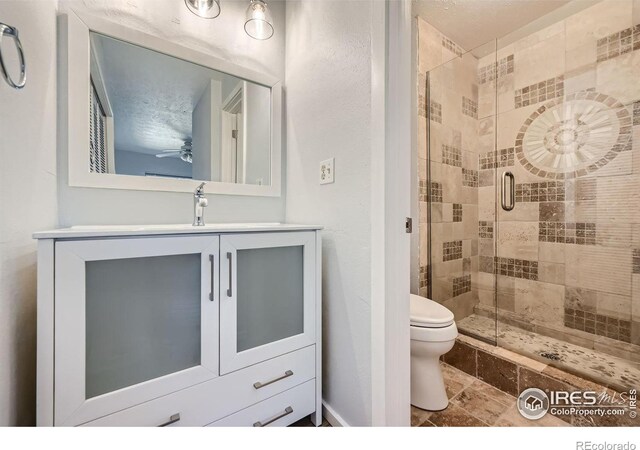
[458,314,640,391]
[411,362,569,427]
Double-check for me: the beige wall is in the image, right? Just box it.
[416,18,481,320]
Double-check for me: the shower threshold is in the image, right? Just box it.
[457,314,640,393]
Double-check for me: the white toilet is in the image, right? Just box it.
[410,294,458,411]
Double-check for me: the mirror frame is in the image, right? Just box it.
[60,11,282,197]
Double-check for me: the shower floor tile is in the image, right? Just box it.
[457,314,640,392]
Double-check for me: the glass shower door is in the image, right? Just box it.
[425,39,499,344]
[493,0,639,391]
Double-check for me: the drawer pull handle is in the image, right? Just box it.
[253,370,294,389]
[159,413,181,427]
[253,406,293,427]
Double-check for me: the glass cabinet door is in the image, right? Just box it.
[54,236,219,426]
[220,232,316,374]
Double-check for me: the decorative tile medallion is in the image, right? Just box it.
[515,92,633,180]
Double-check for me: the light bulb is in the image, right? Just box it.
[245,0,274,40]
[185,0,221,19]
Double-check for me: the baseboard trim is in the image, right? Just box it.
[322,401,349,427]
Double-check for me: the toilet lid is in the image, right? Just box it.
[410,294,455,328]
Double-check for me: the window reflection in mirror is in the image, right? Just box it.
[89,32,271,186]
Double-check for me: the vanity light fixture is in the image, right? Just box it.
[244,0,274,40]
[185,0,221,19]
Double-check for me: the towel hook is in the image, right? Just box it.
[0,22,26,89]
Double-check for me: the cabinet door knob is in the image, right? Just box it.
[253,406,293,427]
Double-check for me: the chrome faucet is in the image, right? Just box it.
[193,182,208,226]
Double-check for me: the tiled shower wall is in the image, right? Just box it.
[416,18,480,319]
[476,0,640,356]
[417,0,640,357]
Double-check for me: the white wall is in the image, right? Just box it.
[285,0,374,426]
[57,0,286,226]
[0,0,59,426]
[0,0,287,425]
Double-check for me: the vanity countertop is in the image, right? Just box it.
[33,223,323,239]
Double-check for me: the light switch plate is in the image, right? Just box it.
[320,158,335,185]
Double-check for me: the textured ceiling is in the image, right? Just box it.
[412,0,572,50]
[93,33,241,156]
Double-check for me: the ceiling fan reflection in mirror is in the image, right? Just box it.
[155,140,193,163]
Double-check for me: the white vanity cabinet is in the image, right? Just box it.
[34,224,322,427]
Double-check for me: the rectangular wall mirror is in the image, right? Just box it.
[62,11,281,196]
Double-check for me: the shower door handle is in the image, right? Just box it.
[501,171,515,211]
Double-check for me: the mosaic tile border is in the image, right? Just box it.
[453,203,462,222]
[418,180,428,202]
[596,24,640,63]
[442,144,462,167]
[515,76,564,109]
[462,96,478,119]
[496,257,538,280]
[442,36,464,57]
[479,148,514,170]
[515,92,633,180]
[633,249,640,274]
[478,54,514,85]
[564,308,632,343]
[479,221,493,239]
[419,264,429,289]
[462,168,478,187]
[453,274,472,297]
[430,181,443,203]
[443,240,463,262]
[539,222,596,245]
[430,100,442,124]
[418,94,427,118]
[516,181,566,202]
[634,101,640,126]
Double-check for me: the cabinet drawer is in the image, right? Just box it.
[81,345,315,426]
[208,380,315,427]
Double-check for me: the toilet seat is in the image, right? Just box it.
[410,294,454,328]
